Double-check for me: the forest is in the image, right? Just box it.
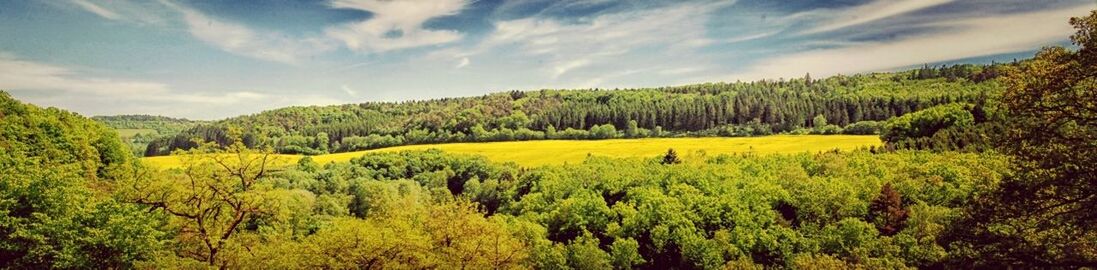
[0,9,1094,270]
[137,63,1002,157]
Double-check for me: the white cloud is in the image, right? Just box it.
[733,4,1091,81]
[325,0,468,53]
[461,2,730,84]
[55,0,170,25]
[803,0,955,34]
[552,59,590,78]
[341,84,358,97]
[160,0,334,64]
[71,0,120,20]
[0,52,171,97]
[455,57,470,68]
[0,53,341,119]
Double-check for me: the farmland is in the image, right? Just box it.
[141,135,882,168]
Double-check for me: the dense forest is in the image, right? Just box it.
[142,64,1005,156]
[92,115,205,156]
[1,9,1095,270]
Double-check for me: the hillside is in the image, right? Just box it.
[93,115,206,156]
[146,64,1006,156]
[0,92,164,267]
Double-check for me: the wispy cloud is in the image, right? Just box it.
[733,3,1092,80]
[160,0,335,64]
[71,0,120,20]
[803,0,955,34]
[455,57,470,68]
[325,0,468,53]
[0,52,339,119]
[0,52,171,97]
[466,1,731,83]
[62,0,169,25]
[341,84,358,97]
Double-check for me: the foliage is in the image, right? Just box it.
[144,66,1005,156]
[122,141,286,267]
[0,92,167,268]
[93,115,205,157]
[944,10,1097,267]
[116,141,1010,269]
[881,103,974,143]
[868,184,908,236]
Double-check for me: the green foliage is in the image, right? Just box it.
[93,115,204,157]
[0,92,166,268]
[945,10,1097,267]
[147,66,1005,156]
[0,89,1020,268]
[813,115,828,127]
[842,121,883,135]
[882,103,974,143]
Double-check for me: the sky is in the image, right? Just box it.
[0,0,1094,120]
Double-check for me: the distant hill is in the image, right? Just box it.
[93,114,206,156]
[147,63,1009,156]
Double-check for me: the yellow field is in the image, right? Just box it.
[141,135,881,169]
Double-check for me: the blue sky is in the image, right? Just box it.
[0,0,1093,119]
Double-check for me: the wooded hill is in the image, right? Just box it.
[144,64,1007,156]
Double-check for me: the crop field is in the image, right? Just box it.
[141,135,881,168]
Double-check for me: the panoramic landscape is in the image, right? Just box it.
[1,0,1096,269]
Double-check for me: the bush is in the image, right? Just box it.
[843,121,883,135]
[882,103,974,143]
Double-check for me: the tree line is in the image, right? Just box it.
[142,65,1006,156]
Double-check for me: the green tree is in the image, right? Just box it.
[127,141,284,267]
[626,120,640,138]
[946,10,1097,267]
[812,114,828,128]
[0,92,166,268]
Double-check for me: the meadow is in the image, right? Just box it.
[141,135,881,168]
[115,128,157,138]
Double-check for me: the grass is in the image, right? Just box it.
[116,128,157,138]
[141,135,882,169]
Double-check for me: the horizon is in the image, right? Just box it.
[1,0,1093,120]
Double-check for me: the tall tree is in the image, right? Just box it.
[946,10,1097,267]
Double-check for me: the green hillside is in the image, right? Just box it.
[145,64,1005,156]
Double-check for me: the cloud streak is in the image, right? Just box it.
[733,3,1093,80]
[459,1,731,85]
[0,53,340,119]
[71,0,120,20]
[326,0,468,53]
[803,0,955,34]
[160,0,335,64]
